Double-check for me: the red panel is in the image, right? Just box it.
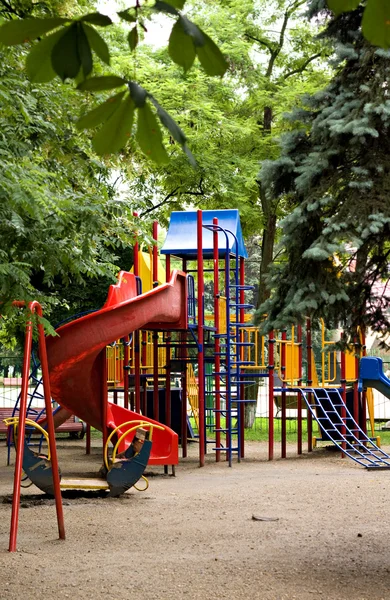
[46,270,187,465]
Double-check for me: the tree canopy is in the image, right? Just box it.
[257,2,390,345]
[0,40,139,335]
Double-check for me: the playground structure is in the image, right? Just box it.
[4,208,390,551]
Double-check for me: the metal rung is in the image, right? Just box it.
[220,342,254,348]
[213,428,238,433]
[229,303,254,309]
[231,361,255,366]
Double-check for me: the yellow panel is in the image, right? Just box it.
[219,297,227,334]
[285,344,300,383]
[345,350,357,381]
[311,350,319,387]
[366,387,375,438]
[130,250,166,293]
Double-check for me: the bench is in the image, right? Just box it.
[0,408,86,440]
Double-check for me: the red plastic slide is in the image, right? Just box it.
[45,270,188,465]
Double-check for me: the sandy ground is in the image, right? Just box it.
[1,438,390,600]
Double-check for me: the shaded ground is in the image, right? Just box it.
[1,438,390,600]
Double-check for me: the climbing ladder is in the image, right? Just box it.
[204,223,256,466]
[300,387,390,469]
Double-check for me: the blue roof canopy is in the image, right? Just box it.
[161,210,248,259]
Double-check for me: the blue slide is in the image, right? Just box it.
[359,356,390,399]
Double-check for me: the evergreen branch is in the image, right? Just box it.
[283,53,323,80]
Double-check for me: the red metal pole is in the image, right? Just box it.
[9,302,65,552]
[361,331,367,436]
[123,336,129,410]
[340,334,347,454]
[353,336,359,438]
[133,212,141,413]
[239,256,245,459]
[165,254,171,428]
[297,324,303,455]
[152,221,159,422]
[306,319,313,453]
[152,220,158,286]
[133,212,139,273]
[281,329,287,459]
[268,330,274,461]
[181,258,188,458]
[35,303,65,542]
[197,210,205,467]
[9,309,33,552]
[85,423,91,455]
[100,348,108,456]
[213,219,221,462]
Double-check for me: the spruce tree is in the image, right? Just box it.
[257,1,390,345]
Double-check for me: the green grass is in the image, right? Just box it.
[93,419,390,446]
[196,417,390,445]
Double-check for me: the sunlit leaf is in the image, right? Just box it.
[77,91,126,130]
[51,24,80,81]
[77,23,93,77]
[80,13,112,27]
[83,23,110,65]
[92,94,135,155]
[180,15,204,45]
[0,17,68,46]
[195,30,228,77]
[362,0,390,48]
[136,102,169,164]
[117,10,137,23]
[168,18,196,72]
[164,0,186,8]
[148,95,186,144]
[153,100,196,164]
[154,1,180,16]
[327,0,360,15]
[78,76,126,91]
[128,81,147,108]
[26,29,64,82]
[128,26,138,51]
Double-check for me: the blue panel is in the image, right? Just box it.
[160,209,248,258]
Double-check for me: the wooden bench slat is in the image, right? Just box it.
[0,408,86,438]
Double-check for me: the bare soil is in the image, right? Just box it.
[1,438,390,600]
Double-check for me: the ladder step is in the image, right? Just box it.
[219,342,254,348]
[214,428,239,433]
[234,399,257,403]
[231,361,255,366]
[229,303,254,309]
[228,284,255,290]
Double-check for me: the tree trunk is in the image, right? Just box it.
[257,182,277,310]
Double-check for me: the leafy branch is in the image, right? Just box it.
[0,0,228,163]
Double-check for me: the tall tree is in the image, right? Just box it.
[114,0,330,256]
[257,1,390,346]
[0,40,138,334]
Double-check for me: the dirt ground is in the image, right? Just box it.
[1,438,390,600]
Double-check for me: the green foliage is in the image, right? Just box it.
[256,5,390,346]
[0,43,142,337]
[0,0,228,163]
